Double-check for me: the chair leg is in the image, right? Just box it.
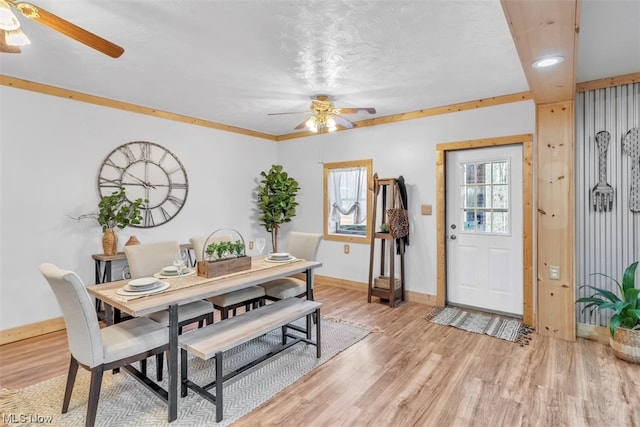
[156,353,164,382]
[221,307,229,320]
[86,367,104,427]
[206,312,214,325]
[62,356,79,413]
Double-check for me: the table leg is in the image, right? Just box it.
[306,269,313,339]
[168,304,179,422]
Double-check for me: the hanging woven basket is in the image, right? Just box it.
[609,326,640,364]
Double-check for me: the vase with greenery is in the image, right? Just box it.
[256,164,300,252]
[75,187,146,255]
[576,261,639,363]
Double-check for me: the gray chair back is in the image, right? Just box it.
[125,241,179,278]
[39,263,104,368]
[287,232,322,261]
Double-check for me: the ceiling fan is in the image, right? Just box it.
[269,95,376,133]
[0,0,124,58]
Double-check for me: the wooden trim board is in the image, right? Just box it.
[0,317,66,345]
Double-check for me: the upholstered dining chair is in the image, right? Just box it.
[125,240,214,331]
[259,232,323,302]
[39,263,169,427]
[125,241,214,380]
[190,235,266,319]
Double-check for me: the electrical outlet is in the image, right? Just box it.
[549,265,560,280]
[248,241,254,250]
[344,244,350,254]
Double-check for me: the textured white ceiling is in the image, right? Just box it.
[0,0,638,137]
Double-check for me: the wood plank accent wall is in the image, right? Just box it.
[536,101,576,341]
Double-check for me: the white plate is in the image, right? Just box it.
[117,282,170,296]
[162,266,179,274]
[153,269,197,279]
[265,255,297,263]
[128,277,160,288]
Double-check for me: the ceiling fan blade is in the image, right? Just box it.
[0,30,21,53]
[333,115,356,129]
[294,117,311,130]
[267,111,308,116]
[335,107,376,115]
[11,1,124,58]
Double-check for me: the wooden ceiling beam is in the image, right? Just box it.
[501,0,580,104]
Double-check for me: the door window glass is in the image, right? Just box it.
[460,159,510,234]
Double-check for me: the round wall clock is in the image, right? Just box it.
[98,141,188,228]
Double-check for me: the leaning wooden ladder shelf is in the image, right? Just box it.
[368,174,406,307]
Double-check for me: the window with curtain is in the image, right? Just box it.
[323,159,372,243]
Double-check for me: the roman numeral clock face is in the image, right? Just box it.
[98,141,188,228]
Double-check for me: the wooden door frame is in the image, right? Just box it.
[436,134,534,326]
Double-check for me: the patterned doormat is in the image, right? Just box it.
[0,317,370,426]
[426,307,533,346]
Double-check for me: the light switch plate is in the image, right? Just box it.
[549,265,560,280]
[421,204,432,215]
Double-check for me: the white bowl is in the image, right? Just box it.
[128,277,159,288]
[270,252,290,259]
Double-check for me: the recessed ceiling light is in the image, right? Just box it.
[532,56,565,69]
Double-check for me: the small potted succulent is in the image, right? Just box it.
[576,261,640,363]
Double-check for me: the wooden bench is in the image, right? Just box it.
[179,298,322,422]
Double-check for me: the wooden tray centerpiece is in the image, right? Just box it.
[197,229,251,278]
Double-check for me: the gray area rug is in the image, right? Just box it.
[0,317,370,426]
[427,307,533,346]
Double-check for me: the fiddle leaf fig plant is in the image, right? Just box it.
[576,261,639,337]
[256,164,300,252]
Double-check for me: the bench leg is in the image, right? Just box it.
[281,325,287,345]
[315,308,321,358]
[215,351,224,422]
[181,349,188,397]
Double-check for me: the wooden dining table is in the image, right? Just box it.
[86,256,322,422]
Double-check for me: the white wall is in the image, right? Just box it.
[0,85,535,331]
[276,101,536,296]
[0,86,277,330]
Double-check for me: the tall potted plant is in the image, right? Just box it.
[256,165,300,252]
[576,261,640,363]
[75,187,146,255]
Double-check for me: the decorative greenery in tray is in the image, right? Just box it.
[204,240,245,261]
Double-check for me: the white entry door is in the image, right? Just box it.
[446,145,523,316]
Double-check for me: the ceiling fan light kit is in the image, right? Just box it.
[0,0,19,30]
[0,0,124,57]
[270,94,376,134]
[5,26,28,45]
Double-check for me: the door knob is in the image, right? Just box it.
[450,235,457,240]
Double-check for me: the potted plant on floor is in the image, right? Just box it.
[256,164,300,252]
[576,261,640,363]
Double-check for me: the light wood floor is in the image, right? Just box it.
[2,284,639,426]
